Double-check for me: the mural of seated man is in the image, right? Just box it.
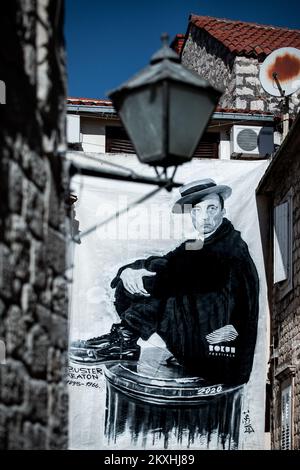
[70,179,259,386]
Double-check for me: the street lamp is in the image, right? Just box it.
[68,34,223,243]
[109,34,222,168]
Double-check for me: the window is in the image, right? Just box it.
[273,190,293,295]
[106,126,135,154]
[106,126,220,158]
[281,384,292,450]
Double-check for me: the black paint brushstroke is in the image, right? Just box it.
[104,383,242,449]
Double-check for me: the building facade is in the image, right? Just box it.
[257,113,300,450]
[179,15,300,115]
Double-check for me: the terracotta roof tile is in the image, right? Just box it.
[189,15,300,58]
[255,46,264,55]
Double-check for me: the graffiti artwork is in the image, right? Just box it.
[68,157,268,450]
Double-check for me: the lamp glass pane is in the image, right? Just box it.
[169,83,217,158]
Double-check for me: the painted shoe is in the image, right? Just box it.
[70,323,121,349]
[69,323,140,364]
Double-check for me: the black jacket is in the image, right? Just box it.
[111,219,259,385]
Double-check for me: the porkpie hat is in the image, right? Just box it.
[172,178,232,213]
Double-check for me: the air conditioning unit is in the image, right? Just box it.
[230,125,274,158]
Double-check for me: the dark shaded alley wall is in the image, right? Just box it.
[0,0,68,449]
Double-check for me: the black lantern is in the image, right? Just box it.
[108,34,222,168]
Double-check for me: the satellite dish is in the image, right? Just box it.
[259,47,300,97]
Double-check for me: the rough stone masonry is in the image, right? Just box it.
[0,1,69,449]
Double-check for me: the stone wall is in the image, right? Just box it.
[0,1,68,449]
[258,119,300,449]
[182,26,236,109]
[182,26,300,115]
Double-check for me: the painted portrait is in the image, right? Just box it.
[67,156,268,450]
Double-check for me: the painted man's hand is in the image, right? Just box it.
[120,268,156,296]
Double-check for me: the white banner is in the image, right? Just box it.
[68,154,269,450]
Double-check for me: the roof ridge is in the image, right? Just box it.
[190,14,300,34]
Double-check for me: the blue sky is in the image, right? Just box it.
[65,0,300,99]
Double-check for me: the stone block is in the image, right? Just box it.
[45,227,66,274]
[25,378,48,424]
[236,87,254,96]
[291,95,300,107]
[8,161,23,214]
[227,80,236,94]
[236,76,244,86]
[5,305,25,355]
[245,76,260,87]
[13,279,22,299]
[10,241,30,281]
[250,100,265,111]
[47,348,67,383]
[50,314,67,349]
[7,214,27,243]
[48,177,63,229]
[24,324,49,377]
[235,98,247,110]
[47,383,68,449]
[0,405,8,449]
[0,359,26,405]
[0,300,5,338]
[36,304,52,330]
[0,0,68,450]
[30,240,46,289]
[0,297,5,320]
[7,412,24,449]
[24,180,44,239]
[0,243,13,299]
[52,276,67,316]
[39,269,53,308]
[40,289,52,309]
[22,151,47,191]
[235,64,258,75]
[21,283,37,314]
[23,422,47,450]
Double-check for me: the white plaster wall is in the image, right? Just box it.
[80,116,106,153]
